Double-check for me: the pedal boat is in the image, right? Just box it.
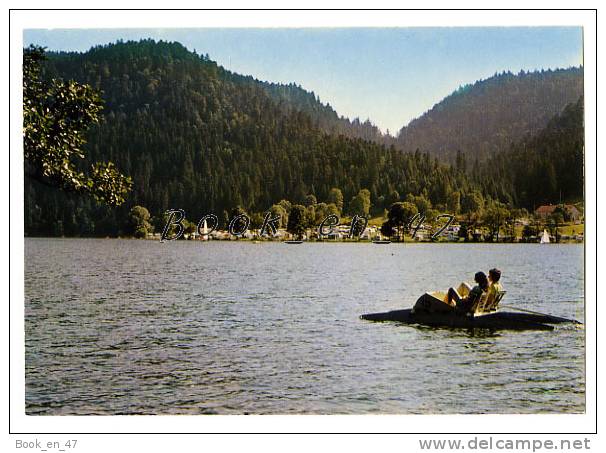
[360,284,580,331]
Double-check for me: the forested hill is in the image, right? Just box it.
[25,40,471,236]
[46,39,389,144]
[396,68,584,162]
[475,96,584,209]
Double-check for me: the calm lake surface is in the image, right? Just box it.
[24,238,585,414]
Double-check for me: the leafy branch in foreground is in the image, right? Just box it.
[23,45,132,206]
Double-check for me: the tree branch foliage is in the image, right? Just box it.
[23,45,132,206]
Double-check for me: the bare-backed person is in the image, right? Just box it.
[447,271,489,313]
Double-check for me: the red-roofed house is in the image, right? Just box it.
[535,204,581,221]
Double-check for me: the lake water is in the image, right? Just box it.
[24,238,585,414]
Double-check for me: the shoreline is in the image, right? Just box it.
[24,236,584,245]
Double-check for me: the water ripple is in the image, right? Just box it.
[25,239,585,414]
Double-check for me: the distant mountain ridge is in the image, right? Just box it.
[263,82,391,144]
[46,40,582,162]
[46,39,388,144]
[396,68,583,162]
[24,40,583,237]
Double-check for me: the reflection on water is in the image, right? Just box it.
[25,239,584,414]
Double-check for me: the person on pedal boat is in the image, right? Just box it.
[447,271,489,313]
[487,268,503,303]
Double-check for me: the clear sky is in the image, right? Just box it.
[23,27,583,134]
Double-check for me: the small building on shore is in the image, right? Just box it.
[444,224,461,241]
[535,204,581,221]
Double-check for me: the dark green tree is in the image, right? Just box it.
[522,224,538,242]
[278,199,292,214]
[406,193,432,215]
[482,201,510,242]
[380,221,395,239]
[304,194,317,207]
[249,212,265,235]
[304,205,316,229]
[229,206,249,237]
[269,204,288,228]
[446,191,461,214]
[458,223,469,242]
[548,211,564,242]
[461,190,484,215]
[387,190,400,206]
[553,205,570,222]
[127,205,153,238]
[286,204,306,239]
[349,188,371,216]
[327,188,344,213]
[315,202,340,224]
[385,202,418,241]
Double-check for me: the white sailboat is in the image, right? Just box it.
[540,229,550,244]
[201,219,209,241]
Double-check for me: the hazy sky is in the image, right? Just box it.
[24,27,583,133]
